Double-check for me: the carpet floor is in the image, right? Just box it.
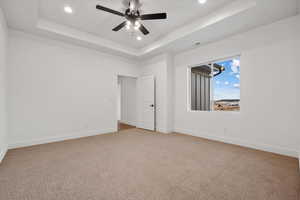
[0,129,299,200]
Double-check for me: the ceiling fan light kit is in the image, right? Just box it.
[96,0,167,36]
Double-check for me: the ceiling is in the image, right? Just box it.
[0,0,299,58]
[39,0,233,49]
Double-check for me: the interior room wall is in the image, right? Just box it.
[7,30,139,148]
[173,14,300,157]
[119,76,137,126]
[3,10,299,160]
[0,8,7,162]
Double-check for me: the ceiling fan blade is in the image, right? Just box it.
[96,5,125,17]
[139,24,150,35]
[112,21,127,31]
[140,13,167,20]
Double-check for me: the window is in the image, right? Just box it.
[190,56,240,111]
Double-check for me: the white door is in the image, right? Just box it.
[138,76,155,131]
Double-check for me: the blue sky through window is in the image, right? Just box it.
[213,58,240,100]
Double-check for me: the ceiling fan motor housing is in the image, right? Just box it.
[125,9,141,23]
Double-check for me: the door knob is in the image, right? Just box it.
[150,104,154,107]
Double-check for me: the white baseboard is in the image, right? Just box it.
[0,145,8,164]
[6,127,299,161]
[174,128,298,158]
[119,120,137,127]
[298,152,300,171]
[156,127,171,134]
[8,128,117,150]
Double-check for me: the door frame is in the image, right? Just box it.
[153,76,157,131]
[115,74,156,132]
[137,75,156,131]
[116,74,138,131]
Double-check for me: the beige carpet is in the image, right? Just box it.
[0,129,299,200]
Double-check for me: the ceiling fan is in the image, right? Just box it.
[96,0,167,35]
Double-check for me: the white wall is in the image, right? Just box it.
[166,55,174,133]
[0,8,7,163]
[173,15,300,157]
[117,81,121,121]
[7,30,139,148]
[119,76,137,126]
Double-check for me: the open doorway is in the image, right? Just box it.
[117,75,137,131]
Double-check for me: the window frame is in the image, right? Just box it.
[187,55,241,113]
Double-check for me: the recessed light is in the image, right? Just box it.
[198,0,207,4]
[64,6,73,14]
[137,36,142,41]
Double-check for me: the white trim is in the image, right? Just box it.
[8,128,116,150]
[22,0,255,58]
[140,0,256,55]
[188,55,241,112]
[119,120,137,127]
[9,29,138,64]
[116,74,139,130]
[174,128,298,158]
[37,19,139,56]
[0,145,8,164]
[157,128,171,134]
[298,152,300,171]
